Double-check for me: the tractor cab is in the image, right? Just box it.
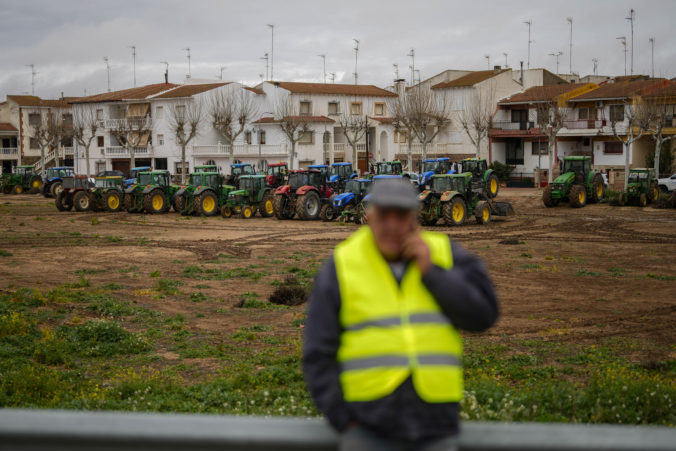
[461,158,487,178]
[430,173,466,194]
[15,165,35,176]
[419,158,453,187]
[329,163,355,182]
[137,171,170,187]
[45,167,74,180]
[239,174,268,193]
[624,168,659,206]
[562,156,592,182]
[375,161,403,176]
[266,163,288,187]
[308,164,329,180]
[94,176,124,189]
[188,171,222,188]
[230,163,255,177]
[125,166,152,187]
[344,178,371,195]
[195,165,219,173]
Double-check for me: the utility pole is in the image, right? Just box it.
[160,61,169,84]
[617,36,627,76]
[415,69,421,85]
[183,47,191,77]
[503,52,508,68]
[318,54,326,83]
[353,39,360,85]
[393,63,399,79]
[592,58,598,76]
[329,72,335,84]
[267,24,274,80]
[484,54,490,70]
[103,57,111,92]
[128,45,136,87]
[218,66,226,81]
[649,37,655,78]
[407,48,415,86]
[549,51,563,74]
[25,64,37,95]
[625,9,635,75]
[524,20,533,69]
[261,53,269,81]
[567,17,573,74]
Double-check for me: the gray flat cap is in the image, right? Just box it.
[368,178,419,210]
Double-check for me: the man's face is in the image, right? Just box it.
[366,205,417,261]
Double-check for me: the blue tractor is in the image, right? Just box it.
[332,178,372,223]
[124,166,152,188]
[226,163,256,188]
[328,162,357,191]
[41,166,74,198]
[417,158,455,188]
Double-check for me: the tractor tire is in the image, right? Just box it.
[542,185,559,207]
[2,185,11,194]
[55,192,73,211]
[177,195,189,216]
[320,203,337,222]
[475,201,491,225]
[197,191,219,216]
[103,190,123,212]
[617,192,626,207]
[12,184,23,195]
[144,189,166,214]
[259,192,275,217]
[486,173,500,198]
[296,191,321,220]
[240,205,255,219]
[442,197,466,226]
[73,191,91,212]
[50,181,63,199]
[639,193,648,207]
[41,183,52,198]
[124,194,134,213]
[417,206,438,226]
[649,183,659,203]
[569,184,587,208]
[221,205,233,218]
[590,174,604,203]
[29,176,42,194]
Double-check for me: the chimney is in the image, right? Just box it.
[493,65,502,73]
[164,69,168,84]
[393,78,406,97]
[519,61,524,85]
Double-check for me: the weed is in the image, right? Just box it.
[646,273,676,281]
[189,292,208,303]
[269,276,308,306]
[91,217,100,226]
[156,279,184,296]
[61,320,148,357]
[149,271,161,278]
[104,236,123,243]
[34,216,46,221]
[101,283,123,291]
[117,265,139,274]
[520,253,533,258]
[607,267,626,277]
[74,268,106,276]
[575,270,602,277]
[0,250,12,257]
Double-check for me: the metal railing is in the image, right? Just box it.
[396,142,465,155]
[0,147,18,158]
[104,117,152,129]
[0,409,673,451]
[491,121,535,131]
[104,145,153,157]
[192,143,288,157]
[562,119,607,129]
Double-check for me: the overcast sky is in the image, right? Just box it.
[1,0,674,100]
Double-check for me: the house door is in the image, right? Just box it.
[2,160,13,174]
[112,160,131,177]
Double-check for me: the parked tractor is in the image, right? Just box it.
[124,170,179,214]
[41,167,74,198]
[418,158,454,188]
[329,162,357,191]
[226,163,256,188]
[265,163,288,188]
[418,173,515,226]
[542,156,604,208]
[220,174,275,219]
[460,158,500,198]
[332,178,372,223]
[1,165,43,194]
[617,168,660,207]
[273,169,333,220]
[194,164,219,173]
[175,171,235,216]
[55,176,92,211]
[124,166,152,188]
[86,176,126,212]
[374,161,403,176]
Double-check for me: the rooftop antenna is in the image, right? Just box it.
[128,45,136,87]
[524,20,533,69]
[182,47,191,77]
[567,17,573,74]
[407,48,415,86]
[160,61,169,84]
[329,72,336,84]
[318,54,326,83]
[218,66,226,81]
[625,9,635,76]
[103,57,111,92]
[353,39,360,85]
[592,58,599,76]
[616,36,627,76]
[393,63,399,79]
[267,24,274,80]
[261,53,269,81]
[503,52,509,68]
[648,37,655,78]
[259,73,264,82]
[25,64,37,95]
[549,51,563,74]
[484,54,490,70]
[414,69,421,85]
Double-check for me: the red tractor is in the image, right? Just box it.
[273,169,333,220]
[265,163,288,188]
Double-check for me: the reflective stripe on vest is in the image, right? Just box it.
[334,226,463,403]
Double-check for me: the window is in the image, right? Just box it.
[62,114,73,126]
[350,102,363,115]
[30,137,39,149]
[578,107,596,120]
[157,134,164,146]
[394,131,407,143]
[604,142,623,154]
[532,141,548,155]
[506,141,524,165]
[175,105,185,119]
[511,110,528,123]
[28,113,41,126]
[451,95,465,111]
[154,158,167,170]
[245,131,252,144]
[328,102,339,115]
[374,103,385,116]
[95,161,106,173]
[97,136,104,147]
[259,131,266,145]
[175,162,189,174]
[299,101,311,116]
[96,109,103,120]
[298,131,313,144]
[609,105,625,122]
[156,106,163,119]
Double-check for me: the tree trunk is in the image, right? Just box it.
[548,140,555,183]
[352,144,358,171]
[54,146,60,167]
[407,140,413,172]
[624,142,631,192]
[289,142,295,170]
[85,145,91,179]
[40,147,46,177]
[130,147,136,173]
[475,136,482,159]
[181,144,187,184]
[422,141,427,163]
[654,137,662,178]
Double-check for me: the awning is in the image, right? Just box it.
[129,131,150,147]
[127,103,150,118]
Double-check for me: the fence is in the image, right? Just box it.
[192,144,287,157]
[0,409,674,451]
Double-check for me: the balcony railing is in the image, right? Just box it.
[562,119,607,129]
[0,147,18,158]
[491,121,535,131]
[104,145,153,157]
[103,117,152,129]
[192,144,287,157]
[396,142,465,155]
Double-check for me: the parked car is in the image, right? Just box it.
[658,174,676,192]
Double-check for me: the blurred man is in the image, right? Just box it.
[303,179,499,450]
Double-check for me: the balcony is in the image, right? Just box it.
[192,144,287,157]
[562,119,607,129]
[0,147,18,159]
[104,145,153,157]
[103,117,152,129]
[491,121,535,131]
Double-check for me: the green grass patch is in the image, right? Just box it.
[575,270,602,277]
[0,250,12,257]
[645,273,676,281]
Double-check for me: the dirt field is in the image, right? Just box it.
[1,188,674,367]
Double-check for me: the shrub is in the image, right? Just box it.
[489,161,515,182]
[61,320,148,357]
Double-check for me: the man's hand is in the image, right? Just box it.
[402,231,432,275]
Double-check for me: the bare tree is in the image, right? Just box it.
[610,98,654,191]
[407,86,452,162]
[337,111,369,171]
[72,105,100,178]
[32,111,66,176]
[389,96,416,170]
[535,102,569,183]
[209,89,257,161]
[643,92,673,177]
[460,84,495,158]
[110,108,152,170]
[274,98,311,170]
[168,100,205,184]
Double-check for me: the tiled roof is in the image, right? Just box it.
[569,79,667,101]
[7,95,72,108]
[500,83,590,104]
[244,87,265,95]
[369,116,394,124]
[431,70,508,89]
[70,83,178,103]
[642,81,676,98]
[269,81,397,97]
[252,115,335,124]
[152,83,229,99]
[0,123,17,132]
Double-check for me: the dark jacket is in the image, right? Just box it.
[302,236,499,441]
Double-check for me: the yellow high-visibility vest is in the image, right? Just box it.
[334,226,463,403]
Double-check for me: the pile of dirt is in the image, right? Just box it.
[269,276,308,306]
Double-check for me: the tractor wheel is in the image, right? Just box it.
[50,181,63,199]
[144,189,166,214]
[29,176,42,194]
[2,185,11,194]
[649,183,659,203]
[590,174,604,203]
[639,193,648,207]
[124,194,134,213]
[542,185,559,207]
[475,201,491,225]
[240,205,255,219]
[41,183,52,198]
[175,194,187,214]
[320,203,337,222]
[274,194,291,219]
[296,191,321,220]
[569,184,587,208]
[12,184,23,195]
[259,193,275,218]
[103,190,123,212]
[221,205,233,218]
[417,206,438,226]
[55,192,72,211]
[486,173,500,198]
[73,191,91,212]
[442,197,466,226]
[617,192,626,207]
[198,191,219,216]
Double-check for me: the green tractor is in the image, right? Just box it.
[194,164,219,173]
[175,171,235,216]
[618,168,660,207]
[418,173,515,226]
[221,174,275,219]
[460,158,500,198]
[1,165,43,194]
[124,170,179,214]
[542,156,604,208]
[89,176,126,212]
